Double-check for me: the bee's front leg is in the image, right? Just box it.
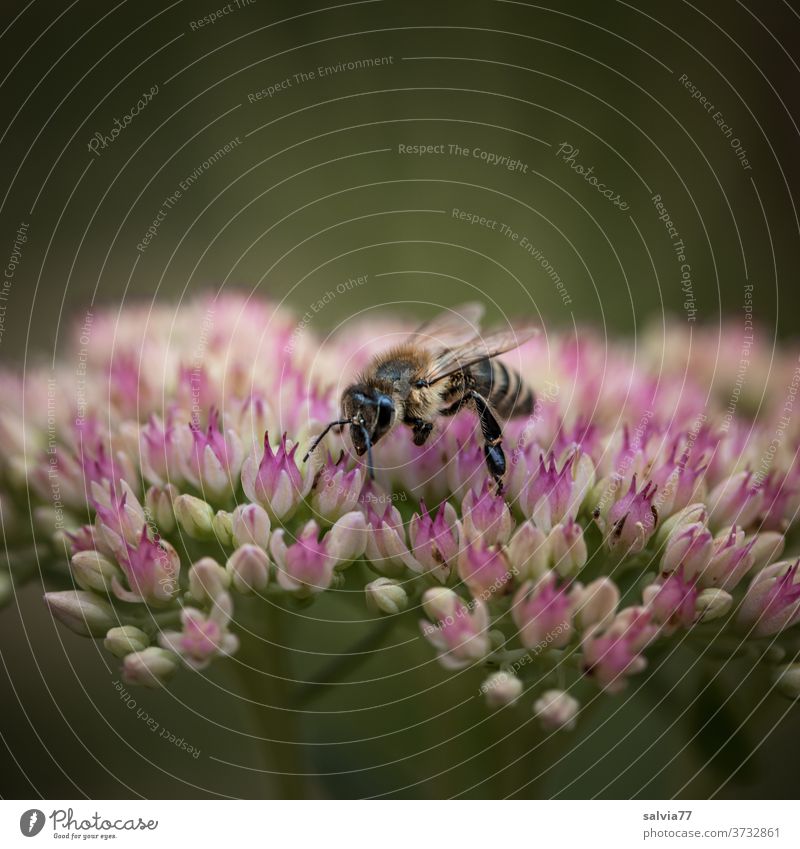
[409,418,434,446]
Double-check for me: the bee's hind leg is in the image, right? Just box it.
[468,390,506,494]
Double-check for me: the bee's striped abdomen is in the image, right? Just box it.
[488,359,534,418]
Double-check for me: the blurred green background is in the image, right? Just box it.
[1,0,799,798]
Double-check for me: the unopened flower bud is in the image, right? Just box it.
[654,502,707,549]
[174,494,215,539]
[482,670,523,708]
[122,647,179,688]
[749,531,785,571]
[104,625,149,657]
[145,484,177,534]
[365,577,408,615]
[547,521,587,578]
[506,521,549,582]
[772,664,800,700]
[533,688,579,731]
[573,577,619,631]
[70,550,121,593]
[231,503,271,549]
[695,587,733,622]
[226,544,270,594]
[44,590,117,637]
[212,510,234,547]
[188,557,230,603]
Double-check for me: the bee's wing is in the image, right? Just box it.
[406,302,485,350]
[423,325,539,385]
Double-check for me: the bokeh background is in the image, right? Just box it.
[1,0,799,798]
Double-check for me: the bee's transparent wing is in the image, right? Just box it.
[423,325,539,385]
[406,302,485,350]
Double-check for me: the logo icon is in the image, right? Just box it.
[19,809,46,837]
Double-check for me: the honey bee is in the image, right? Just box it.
[303,304,538,490]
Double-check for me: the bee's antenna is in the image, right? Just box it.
[302,419,350,462]
[359,424,375,480]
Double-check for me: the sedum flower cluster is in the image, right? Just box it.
[1,296,800,728]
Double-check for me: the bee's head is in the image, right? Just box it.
[341,383,395,456]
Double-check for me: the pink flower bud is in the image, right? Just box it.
[364,503,419,577]
[521,453,577,532]
[699,526,756,591]
[512,572,573,650]
[92,481,146,559]
[457,537,513,598]
[226,545,270,594]
[408,500,460,583]
[738,559,800,637]
[241,432,305,520]
[420,587,490,669]
[581,607,656,693]
[606,476,659,554]
[271,520,335,596]
[310,453,365,522]
[461,479,515,545]
[181,409,244,503]
[707,470,763,530]
[533,689,579,731]
[231,503,271,549]
[158,592,239,670]
[112,526,180,605]
[642,569,697,634]
[661,522,713,578]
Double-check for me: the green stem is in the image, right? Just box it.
[232,603,309,799]
[294,616,395,705]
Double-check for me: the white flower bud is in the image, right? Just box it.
[573,577,619,631]
[104,625,149,657]
[482,671,523,708]
[365,577,408,615]
[122,647,178,688]
[212,510,234,547]
[772,664,800,700]
[145,484,177,534]
[44,590,117,637]
[533,689,579,731]
[174,494,215,539]
[70,550,120,593]
[231,503,271,549]
[226,545,270,594]
[695,587,733,622]
[188,557,230,603]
